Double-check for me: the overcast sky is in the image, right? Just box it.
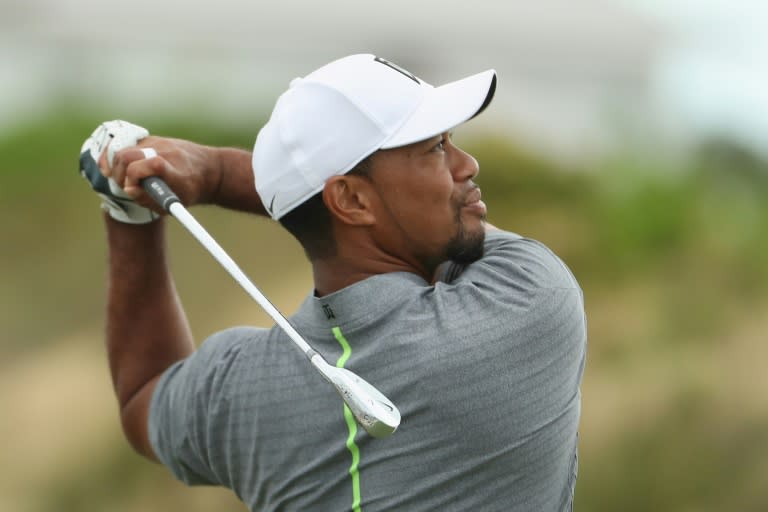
[0,0,765,157]
[623,0,768,153]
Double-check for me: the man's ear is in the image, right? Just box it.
[322,175,376,226]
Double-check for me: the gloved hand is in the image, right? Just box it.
[79,120,160,224]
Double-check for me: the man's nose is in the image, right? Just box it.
[452,147,480,182]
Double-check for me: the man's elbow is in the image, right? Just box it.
[119,379,161,463]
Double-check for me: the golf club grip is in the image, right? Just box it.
[142,176,180,212]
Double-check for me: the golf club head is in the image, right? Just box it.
[311,356,401,438]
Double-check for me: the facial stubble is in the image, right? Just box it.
[444,205,486,265]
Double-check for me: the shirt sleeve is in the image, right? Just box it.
[433,231,587,471]
[433,229,587,390]
[148,327,250,486]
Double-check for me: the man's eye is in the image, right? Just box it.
[433,139,446,152]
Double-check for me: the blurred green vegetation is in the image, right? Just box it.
[1,110,767,511]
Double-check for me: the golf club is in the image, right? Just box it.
[141,175,401,438]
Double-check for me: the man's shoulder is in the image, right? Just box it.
[493,234,578,289]
[193,325,271,364]
[484,229,557,263]
[205,325,270,343]
[445,229,580,292]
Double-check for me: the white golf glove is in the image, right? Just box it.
[79,120,160,224]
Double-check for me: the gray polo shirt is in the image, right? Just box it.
[150,230,587,511]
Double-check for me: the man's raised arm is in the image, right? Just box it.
[80,121,263,459]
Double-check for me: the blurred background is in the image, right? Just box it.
[1,0,767,510]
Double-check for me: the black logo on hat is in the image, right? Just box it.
[374,56,420,84]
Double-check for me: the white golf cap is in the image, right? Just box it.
[253,54,496,219]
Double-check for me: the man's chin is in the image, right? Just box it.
[446,225,486,265]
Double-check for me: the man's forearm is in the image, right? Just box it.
[105,215,194,457]
[114,139,266,218]
[208,147,267,215]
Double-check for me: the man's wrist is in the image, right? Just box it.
[198,145,224,205]
[104,211,166,235]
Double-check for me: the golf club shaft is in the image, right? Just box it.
[173,204,319,352]
[141,177,401,437]
[142,178,316,357]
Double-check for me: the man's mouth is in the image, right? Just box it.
[462,187,487,216]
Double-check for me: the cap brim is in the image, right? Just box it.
[380,69,496,149]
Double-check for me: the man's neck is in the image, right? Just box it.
[311,253,434,297]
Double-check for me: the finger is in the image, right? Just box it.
[98,140,112,177]
[112,147,156,188]
[123,155,170,200]
[104,120,149,167]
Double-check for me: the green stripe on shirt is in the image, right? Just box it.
[332,326,362,512]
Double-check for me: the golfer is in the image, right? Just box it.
[81,54,587,511]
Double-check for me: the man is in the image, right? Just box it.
[81,54,587,511]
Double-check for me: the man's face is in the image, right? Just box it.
[364,132,486,275]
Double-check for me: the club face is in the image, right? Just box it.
[311,357,400,438]
[331,366,401,438]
